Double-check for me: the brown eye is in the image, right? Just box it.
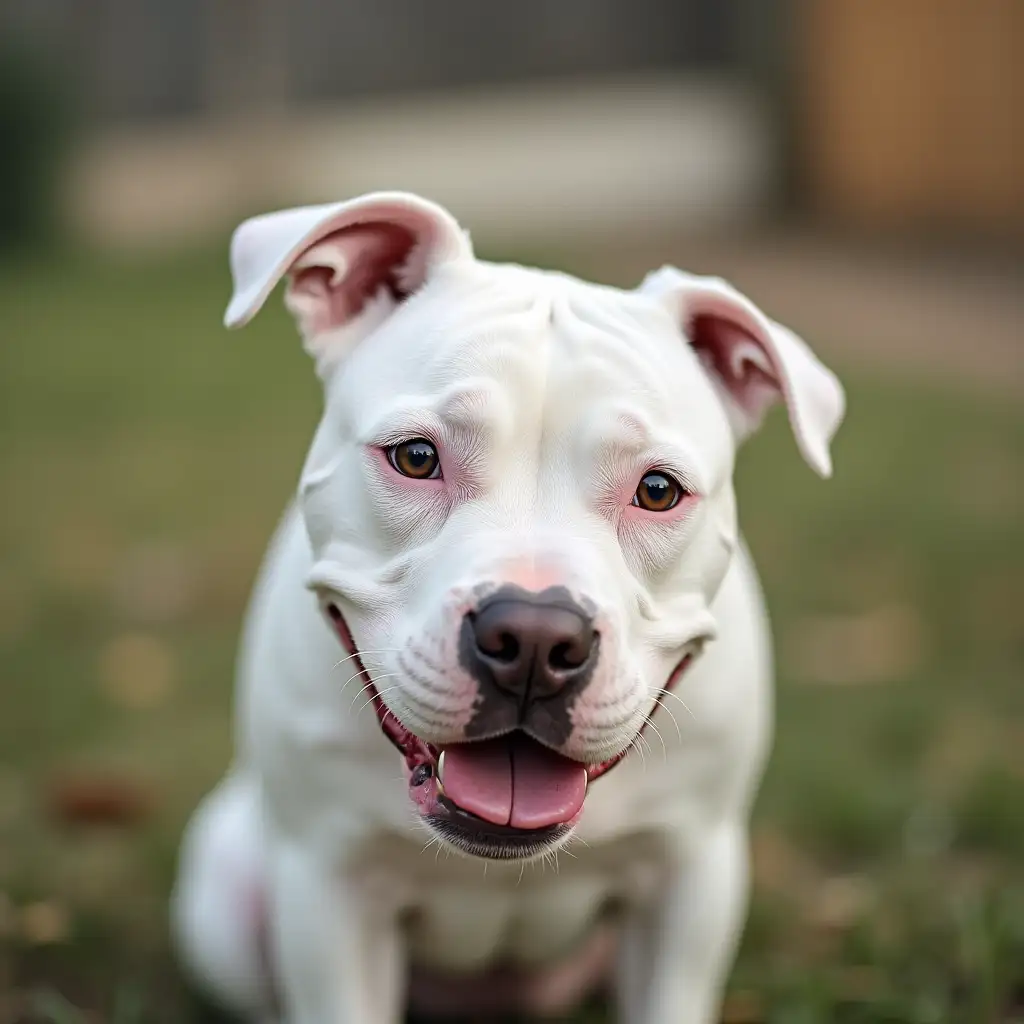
[387,439,441,480]
[632,471,683,512]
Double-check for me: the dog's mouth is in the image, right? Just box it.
[408,733,586,860]
[325,602,692,860]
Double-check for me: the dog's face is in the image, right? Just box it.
[227,193,844,860]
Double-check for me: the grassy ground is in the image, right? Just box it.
[0,247,1022,1023]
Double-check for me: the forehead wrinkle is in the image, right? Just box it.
[583,407,657,464]
[575,399,712,491]
[433,381,496,420]
[550,312,686,403]
[431,380,510,437]
[613,408,655,445]
[562,286,667,342]
[358,381,510,447]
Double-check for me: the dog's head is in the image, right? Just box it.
[227,192,844,860]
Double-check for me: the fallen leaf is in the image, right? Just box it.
[97,632,175,708]
[20,900,70,945]
[750,826,819,894]
[721,989,765,1022]
[806,874,875,933]
[47,773,155,828]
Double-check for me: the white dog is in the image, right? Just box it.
[171,191,844,1023]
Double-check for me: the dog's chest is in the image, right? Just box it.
[372,833,668,973]
[407,871,609,970]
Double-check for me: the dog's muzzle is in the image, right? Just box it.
[323,599,693,860]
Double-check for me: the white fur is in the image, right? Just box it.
[171,192,844,1023]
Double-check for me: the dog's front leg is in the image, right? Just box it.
[269,838,404,1024]
[618,822,750,1024]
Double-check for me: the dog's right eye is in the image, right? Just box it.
[632,471,684,512]
[387,439,442,480]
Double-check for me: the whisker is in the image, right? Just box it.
[637,733,656,761]
[348,671,402,705]
[331,649,403,671]
[347,675,378,710]
[347,681,375,709]
[660,689,696,720]
[644,717,669,762]
[627,734,647,771]
[339,667,373,698]
[651,695,682,742]
[331,650,365,672]
[344,665,405,705]
[356,681,402,715]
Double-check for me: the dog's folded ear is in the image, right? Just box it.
[638,266,845,478]
[224,191,473,370]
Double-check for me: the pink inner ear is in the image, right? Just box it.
[288,222,417,335]
[690,313,782,419]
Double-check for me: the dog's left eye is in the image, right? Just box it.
[387,439,442,480]
[632,471,684,512]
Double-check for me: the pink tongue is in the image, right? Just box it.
[441,734,587,830]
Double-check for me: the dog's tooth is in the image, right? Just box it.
[437,750,446,785]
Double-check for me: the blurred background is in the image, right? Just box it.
[0,1,1021,1021]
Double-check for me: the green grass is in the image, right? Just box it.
[1,247,1022,1022]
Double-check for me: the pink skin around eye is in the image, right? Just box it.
[620,473,700,525]
[369,434,489,507]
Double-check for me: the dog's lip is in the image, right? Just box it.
[426,796,574,859]
[322,601,694,784]
[435,795,570,838]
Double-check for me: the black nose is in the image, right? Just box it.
[462,587,598,709]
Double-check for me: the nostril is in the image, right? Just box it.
[468,611,524,663]
[478,628,520,664]
[548,632,597,671]
[549,641,578,671]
